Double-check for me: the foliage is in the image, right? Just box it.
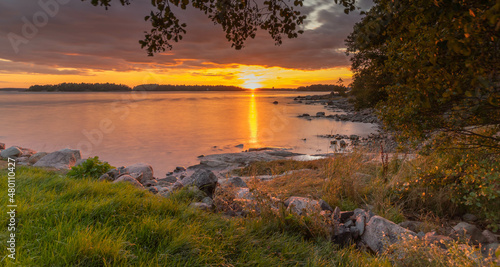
[346,0,500,149]
[296,84,348,95]
[392,145,500,231]
[133,84,244,91]
[66,156,114,179]
[85,0,306,54]
[28,82,131,92]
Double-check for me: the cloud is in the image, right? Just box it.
[0,0,369,74]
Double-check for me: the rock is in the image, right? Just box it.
[33,149,81,169]
[202,196,214,207]
[235,188,253,200]
[235,144,244,148]
[228,177,248,188]
[462,213,478,222]
[98,173,112,182]
[182,169,218,198]
[334,224,353,245]
[106,166,127,180]
[190,202,211,211]
[482,243,499,258]
[273,101,279,104]
[174,166,186,172]
[361,215,417,254]
[113,175,144,188]
[123,163,154,184]
[143,179,158,187]
[354,210,366,236]
[148,187,159,194]
[452,222,487,245]
[349,135,359,140]
[161,175,178,184]
[172,181,184,191]
[0,143,5,150]
[301,113,310,117]
[482,230,498,244]
[398,221,424,233]
[316,112,325,117]
[339,140,347,148]
[340,211,354,222]
[20,148,36,157]
[285,197,332,216]
[333,207,341,222]
[1,146,22,158]
[16,156,29,163]
[423,232,453,249]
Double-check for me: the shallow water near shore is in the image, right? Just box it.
[0,91,377,175]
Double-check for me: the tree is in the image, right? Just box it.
[346,0,500,150]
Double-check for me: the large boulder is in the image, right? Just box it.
[29,152,48,164]
[123,163,154,184]
[284,196,333,216]
[113,175,144,188]
[361,215,417,254]
[181,169,218,198]
[33,149,81,169]
[1,146,22,158]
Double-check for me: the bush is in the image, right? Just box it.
[67,156,114,179]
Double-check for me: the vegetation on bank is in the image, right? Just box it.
[1,141,497,266]
[28,83,132,92]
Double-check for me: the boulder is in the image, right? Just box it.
[340,211,354,222]
[182,169,218,198]
[123,163,154,184]
[172,181,184,191]
[285,197,332,216]
[113,175,144,188]
[1,146,22,158]
[98,173,112,182]
[190,202,211,211]
[0,142,5,150]
[361,215,417,254]
[29,152,48,164]
[20,148,36,157]
[174,166,186,172]
[423,232,453,249]
[202,196,214,207]
[452,222,488,245]
[33,149,81,169]
[16,156,29,163]
[398,221,424,233]
[482,230,498,244]
[228,177,248,188]
[316,112,325,117]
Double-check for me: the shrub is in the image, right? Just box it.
[67,156,114,179]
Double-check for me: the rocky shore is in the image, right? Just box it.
[1,143,498,262]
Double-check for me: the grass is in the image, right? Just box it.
[0,165,389,266]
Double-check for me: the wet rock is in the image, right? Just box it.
[33,148,81,169]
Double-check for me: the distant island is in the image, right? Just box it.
[21,82,348,93]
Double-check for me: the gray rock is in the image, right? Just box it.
[1,146,22,158]
[340,211,354,222]
[143,179,158,187]
[98,173,112,182]
[106,166,127,180]
[33,149,81,169]
[16,156,29,163]
[482,230,498,244]
[316,112,325,117]
[398,221,424,233]
[350,226,360,239]
[235,188,253,200]
[161,175,178,184]
[20,148,36,157]
[123,163,154,184]
[355,212,366,236]
[190,202,211,211]
[0,143,5,150]
[29,152,47,165]
[113,175,144,188]
[462,213,478,222]
[481,243,499,258]
[333,207,341,222]
[285,196,330,216]
[174,166,186,172]
[228,177,248,188]
[148,187,159,194]
[334,224,352,245]
[361,215,417,254]
[235,144,244,148]
[172,181,184,191]
[182,169,218,198]
[452,222,487,245]
[74,158,86,167]
[202,196,214,207]
[423,232,453,249]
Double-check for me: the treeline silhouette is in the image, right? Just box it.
[28,83,131,92]
[296,84,347,92]
[133,84,244,91]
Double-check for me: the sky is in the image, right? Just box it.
[0,0,371,89]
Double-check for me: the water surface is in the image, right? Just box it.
[0,91,377,176]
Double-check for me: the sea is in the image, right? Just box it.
[0,90,378,176]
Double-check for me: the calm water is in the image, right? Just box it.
[0,91,377,176]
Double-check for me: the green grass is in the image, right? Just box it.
[0,166,388,266]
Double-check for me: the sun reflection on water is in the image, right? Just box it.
[249,93,258,145]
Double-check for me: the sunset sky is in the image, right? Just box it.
[0,0,371,89]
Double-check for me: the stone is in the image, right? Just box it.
[340,211,354,223]
[182,169,218,198]
[190,202,211,211]
[423,232,453,249]
[143,179,158,187]
[74,159,86,167]
[481,243,499,258]
[235,144,244,148]
[174,166,186,172]
[482,230,498,244]
[161,175,178,184]
[20,148,36,157]
[201,196,214,207]
[106,166,127,180]
[355,212,366,236]
[316,112,325,117]
[123,163,154,184]
[16,156,29,163]
[1,146,22,158]
[462,213,478,222]
[398,221,424,233]
[285,196,331,216]
[98,173,112,182]
[228,177,248,188]
[33,149,81,169]
[113,175,144,188]
[332,207,341,222]
[452,222,487,245]
[148,187,159,194]
[172,181,184,191]
[0,143,5,150]
[361,215,417,254]
[235,188,253,200]
[273,101,279,104]
[334,224,353,245]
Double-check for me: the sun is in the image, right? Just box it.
[241,74,263,89]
